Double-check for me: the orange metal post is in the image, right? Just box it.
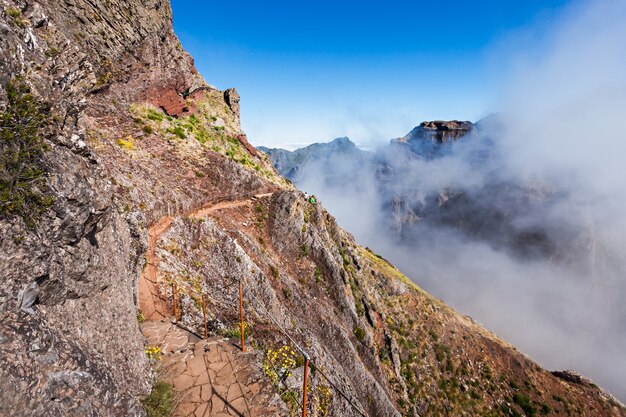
[201,294,208,339]
[239,281,245,352]
[302,356,309,417]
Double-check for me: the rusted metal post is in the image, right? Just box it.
[172,283,177,321]
[302,355,310,417]
[239,281,245,352]
[201,294,208,339]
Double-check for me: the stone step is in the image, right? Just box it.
[141,322,289,416]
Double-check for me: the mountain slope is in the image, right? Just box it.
[0,1,623,417]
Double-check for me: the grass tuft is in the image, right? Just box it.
[142,381,175,417]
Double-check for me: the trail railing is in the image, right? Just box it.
[163,276,368,417]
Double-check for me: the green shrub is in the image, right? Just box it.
[195,131,208,144]
[222,322,252,339]
[262,346,301,413]
[142,125,153,134]
[379,347,391,363]
[5,7,25,27]
[269,265,279,279]
[5,7,21,18]
[354,326,366,342]
[354,297,365,317]
[188,114,199,125]
[469,390,481,400]
[167,126,186,139]
[513,393,536,417]
[282,287,291,299]
[434,343,450,362]
[314,267,323,282]
[0,79,54,227]
[146,108,164,121]
[142,381,174,417]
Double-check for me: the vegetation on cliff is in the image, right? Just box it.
[0,78,53,227]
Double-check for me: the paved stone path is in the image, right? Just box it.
[138,216,173,321]
[141,320,288,417]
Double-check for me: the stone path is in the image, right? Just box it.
[141,320,288,417]
[138,216,173,321]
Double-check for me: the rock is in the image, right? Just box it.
[398,120,476,144]
[0,0,623,416]
[551,370,587,385]
[17,282,40,315]
[150,88,187,117]
[260,136,365,181]
[224,87,240,121]
[235,133,259,157]
[28,3,49,28]
[284,367,304,391]
[44,370,92,401]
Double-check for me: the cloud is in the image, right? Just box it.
[291,0,626,401]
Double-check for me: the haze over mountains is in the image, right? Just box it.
[260,113,626,401]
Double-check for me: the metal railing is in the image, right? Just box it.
[164,276,368,417]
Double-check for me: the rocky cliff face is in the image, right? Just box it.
[0,0,279,415]
[391,120,476,159]
[0,1,624,417]
[396,120,476,143]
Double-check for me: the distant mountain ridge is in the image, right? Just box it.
[259,120,479,174]
[258,118,560,261]
[258,136,367,180]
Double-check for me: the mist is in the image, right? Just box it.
[293,0,626,401]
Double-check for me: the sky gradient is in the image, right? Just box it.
[171,0,572,149]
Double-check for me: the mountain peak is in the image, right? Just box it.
[397,120,476,144]
[330,136,353,145]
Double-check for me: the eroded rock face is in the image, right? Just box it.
[398,120,476,144]
[0,0,276,414]
[224,87,241,122]
[0,0,201,415]
[388,120,477,160]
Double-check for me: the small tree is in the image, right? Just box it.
[0,78,54,227]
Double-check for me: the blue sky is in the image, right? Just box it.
[171,0,572,149]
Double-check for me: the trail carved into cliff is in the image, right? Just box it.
[138,194,274,321]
